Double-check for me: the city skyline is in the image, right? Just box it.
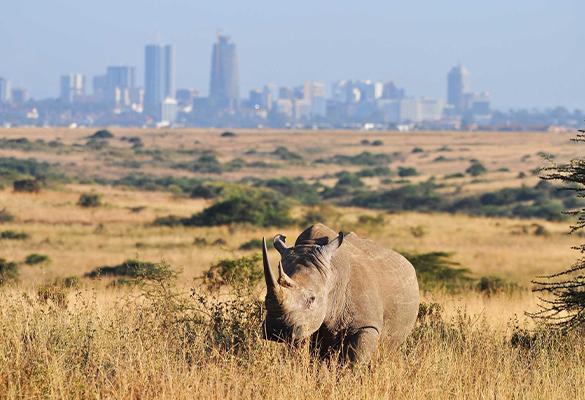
[1,1,583,110]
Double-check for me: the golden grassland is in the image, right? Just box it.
[1,128,584,398]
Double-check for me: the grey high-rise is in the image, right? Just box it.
[144,43,175,109]
[0,78,10,103]
[106,66,135,104]
[447,64,471,114]
[209,35,239,109]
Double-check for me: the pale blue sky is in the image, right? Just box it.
[1,0,583,109]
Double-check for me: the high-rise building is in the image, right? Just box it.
[447,64,471,114]
[11,87,29,104]
[382,81,405,100]
[145,43,175,109]
[160,97,178,125]
[209,35,239,109]
[106,66,135,105]
[0,78,10,103]
[302,81,326,118]
[93,75,107,101]
[60,74,85,103]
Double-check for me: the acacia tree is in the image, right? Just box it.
[529,132,585,329]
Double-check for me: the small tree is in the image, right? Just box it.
[529,132,585,330]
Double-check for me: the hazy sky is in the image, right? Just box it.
[1,0,583,109]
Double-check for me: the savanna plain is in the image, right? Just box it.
[1,127,584,399]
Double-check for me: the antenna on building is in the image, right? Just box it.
[155,23,161,44]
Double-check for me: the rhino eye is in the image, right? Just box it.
[306,296,316,308]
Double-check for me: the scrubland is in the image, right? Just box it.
[0,127,584,399]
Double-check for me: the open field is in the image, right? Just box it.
[1,128,584,398]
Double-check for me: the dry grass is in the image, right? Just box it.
[1,128,584,398]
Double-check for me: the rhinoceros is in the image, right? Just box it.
[261,223,419,364]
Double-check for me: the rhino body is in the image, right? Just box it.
[261,223,419,364]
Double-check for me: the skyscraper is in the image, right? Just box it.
[106,66,135,105]
[209,35,239,109]
[144,43,175,110]
[0,78,10,103]
[60,74,85,103]
[447,64,471,114]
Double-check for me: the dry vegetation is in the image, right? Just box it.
[1,127,584,398]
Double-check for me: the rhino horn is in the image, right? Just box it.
[263,237,279,291]
[273,234,289,255]
[278,261,299,289]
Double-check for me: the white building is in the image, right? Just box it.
[0,78,10,103]
[378,98,444,123]
[276,98,293,117]
[60,74,85,103]
[160,97,178,124]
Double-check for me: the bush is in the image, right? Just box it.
[272,146,303,161]
[317,151,398,166]
[181,189,294,228]
[412,147,424,153]
[398,167,419,177]
[221,131,237,137]
[403,251,473,292]
[466,161,487,176]
[90,129,114,139]
[13,179,41,193]
[257,177,321,206]
[0,208,15,223]
[153,215,183,227]
[1,230,28,240]
[301,205,342,227]
[25,253,51,265]
[356,166,393,177]
[372,140,384,146]
[84,259,158,278]
[202,253,263,292]
[0,258,18,284]
[78,193,101,207]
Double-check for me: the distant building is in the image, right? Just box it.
[106,66,135,105]
[378,98,444,123]
[160,97,178,124]
[145,43,175,109]
[331,80,348,103]
[278,86,294,101]
[0,78,10,103]
[470,92,491,116]
[175,88,200,106]
[60,74,85,103]
[11,87,29,104]
[303,81,326,117]
[382,81,405,100]
[447,64,471,114]
[209,35,239,110]
[93,75,107,101]
[276,99,293,117]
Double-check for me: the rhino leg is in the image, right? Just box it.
[343,327,379,365]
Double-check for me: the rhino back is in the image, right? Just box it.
[339,233,419,344]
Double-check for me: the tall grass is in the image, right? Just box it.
[1,268,584,399]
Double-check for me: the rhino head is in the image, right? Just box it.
[261,231,344,343]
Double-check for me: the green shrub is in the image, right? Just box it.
[25,253,51,265]
[257,177,321,206]
[85,139,109,150]
[403,251,473,291]
[0,258,18,284]
[301,205,342,227]
[202,253,263,292]
[466,161,487,176]
[0,157,53,177]
[90,129,114,139]
[398,167,419,177]
[239,238,272,250]
[221,131,237,137]
[412,147,424,153]
[13,179,41,193]
[356,166,393,177]
[1,230,28,240]
[476,276,518,296]
[181,189,294,228]
[371,140,384,146]
[0,208,15,223]
[84,259,158,278]
[153,215,183,227]
[317,151,398,166]
[272,146,303,161]
[78,193,101,207]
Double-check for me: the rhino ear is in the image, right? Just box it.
[273,234,289,255]
[320,231,344,261]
